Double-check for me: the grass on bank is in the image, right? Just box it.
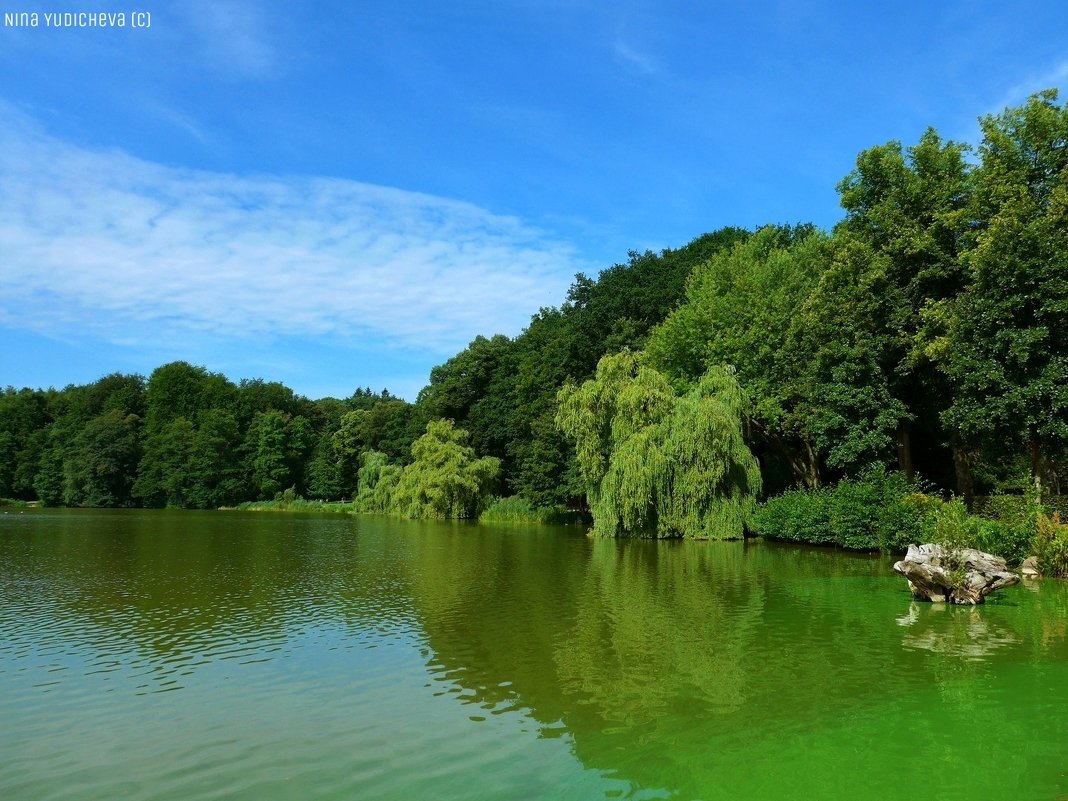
[219,485,354,513]
[478,496,588,525]
[223,500,353,512]
[221,488,589,524]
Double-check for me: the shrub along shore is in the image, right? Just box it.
[751,466,1068,575]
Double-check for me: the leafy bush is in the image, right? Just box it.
[753,486,836,546]
[973,493,1041,566]
[931,498,981,553]
[886,493,1033,565]
[829,477,882,549]
[1033,512,1068,577]
[754,466,933,552]
[973,519,1033,566]
[877,491,936,552]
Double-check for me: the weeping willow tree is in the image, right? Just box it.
[390,419,500,519]
[557,350,761,539]
[353,449,402,513]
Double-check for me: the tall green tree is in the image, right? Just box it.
[133,417,196,507]
[305,429,344,500]
[64,409,142,507]
[185,409,246,508]
[418,334,517,463]
[503,227,751,506]
[557,351,761,539]
[302,397,351,500]
[647,226,826,488]
[788,236,908,473]
[135,363,237,507]
[245,411,316,499]
[942,90,1068,495]
[0,388,51,499]
[248,411,289,498]
[836,127,974,488]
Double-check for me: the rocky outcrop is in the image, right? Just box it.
[893,543,1020,604]
[1019,556,1041,578]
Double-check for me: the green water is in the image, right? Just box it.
[1,510,1065,800]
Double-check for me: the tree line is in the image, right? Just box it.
[0,368,426,509]
[2,91,1065,516]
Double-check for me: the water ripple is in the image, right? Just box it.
[2,513,1067,801]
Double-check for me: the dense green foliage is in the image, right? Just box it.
[0,366,417,509]
[940,91,1068,497]
[389,420,500,519]
[557,351,760,539]
[755,471,1060,567]
[646,226,829,490]
[2,92,1066,536]
[415,226,751,509]
[1033,513,1068,577]
[753,467,931,551]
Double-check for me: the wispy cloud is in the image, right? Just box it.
[0,109,580,358]
[144,101,213,146]
[986,59,1068,115]
[178,0,278,78]
[613,38,660,75]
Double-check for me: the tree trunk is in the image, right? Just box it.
[951,440,974,511]
[802,436,821,489]
[897,421,914,482]
[747,418,820,489]
[1030,439,1043,500]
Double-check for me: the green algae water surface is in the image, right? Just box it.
[1,509,1066,800]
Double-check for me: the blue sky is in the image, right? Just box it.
[1,0,1066,400]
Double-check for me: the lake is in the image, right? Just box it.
[1,509,1066,800]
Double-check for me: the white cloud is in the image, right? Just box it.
[0,110,580,357]
[986,60,1068,115]
[613,38,659,75]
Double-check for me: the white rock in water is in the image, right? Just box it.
[1020,556,1041,578]
[893,543,1020,605]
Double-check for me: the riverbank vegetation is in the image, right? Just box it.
[1,92,1066,568]
[478,496,586,525]
[225,496,353,513]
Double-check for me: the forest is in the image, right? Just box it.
[2,92,1066,564]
